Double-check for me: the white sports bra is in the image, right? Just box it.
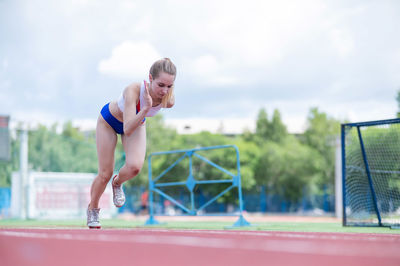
[117,81,162,117]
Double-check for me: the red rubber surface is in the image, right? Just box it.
[1,228,399,266]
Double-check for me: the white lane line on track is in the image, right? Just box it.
[1,230,399,259]
[124,228,400,242]
[8,227,400,241]
[4,228,400,242]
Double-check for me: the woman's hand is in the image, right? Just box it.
[142,81,152,110]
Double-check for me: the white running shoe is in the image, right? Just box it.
[112,175,125,207]
[87,207,101,229]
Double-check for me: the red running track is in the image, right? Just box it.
[0,228,399,266]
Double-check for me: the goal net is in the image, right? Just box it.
[342,119,400,228]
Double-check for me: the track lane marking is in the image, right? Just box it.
[1,230,400,259]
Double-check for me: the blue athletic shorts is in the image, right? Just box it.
[100,102,146,134]
[100,103,124,134]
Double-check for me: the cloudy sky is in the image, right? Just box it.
[1,0,400,133]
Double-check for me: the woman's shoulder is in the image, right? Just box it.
[125,82,141,93]
[120,82,141,107]
[123,82,141,97]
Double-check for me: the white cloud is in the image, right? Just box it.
[329,28,355,58]
[10,110,66,131]
[168,0,332,88]
[98,41,161,79]
[195,0,327,68]
[189,55,238,87]
[2,0,400,134]
[166,117,256,135]
[192,55,219,75]
[2,59,8,69]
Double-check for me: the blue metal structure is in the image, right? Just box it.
[145,145,251,227]
[0,187,11,217]
[342,118,400,228]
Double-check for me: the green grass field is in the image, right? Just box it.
[1,218,399,234]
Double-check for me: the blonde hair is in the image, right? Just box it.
[150,58,176,108]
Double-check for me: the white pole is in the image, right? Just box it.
[335,137,343,218]
[19,129,28,219]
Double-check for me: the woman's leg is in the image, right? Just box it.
[114,124,146,185]
[89,116,118,209]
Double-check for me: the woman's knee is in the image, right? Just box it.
[125,163,142,178]
[97,170,113,184]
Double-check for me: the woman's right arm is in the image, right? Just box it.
[123,83,151,136]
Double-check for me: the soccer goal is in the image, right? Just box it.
[342,118,400,228]
[11,171,117,220]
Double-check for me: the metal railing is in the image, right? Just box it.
[145,145,250,227]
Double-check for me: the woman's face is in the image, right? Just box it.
[150,72,175,100]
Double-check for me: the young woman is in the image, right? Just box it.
[87,58,177,229]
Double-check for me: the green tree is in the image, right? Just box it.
[301,107,340,193]
[255,108,270,140]
[254,135,324,205]
[270,109,288,143]
[255,108,288,143]
[233,138,259,191]
[28,123,97,173]
[0,136,19,187]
